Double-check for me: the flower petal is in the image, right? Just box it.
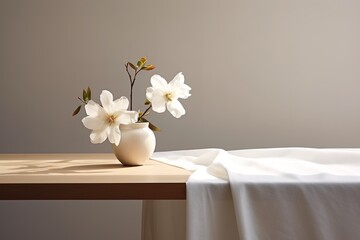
[81,116,104,130]
[100,90,114,113]
[174,84,191,99]
[169,72,184,86]
[90,128,108,144]
[151,94,167,113]
[167,100,185,118]
[107,125,121,145]
[168,72,191,99]
[146,87,154,100]
[151,75,168,89]
[116,111,138,124]
[85,100,101,117]
[113,96,129,112]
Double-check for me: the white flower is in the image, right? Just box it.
[146,72,191,118]
[81,90,138,146]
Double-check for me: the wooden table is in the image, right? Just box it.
[0,154,192,200]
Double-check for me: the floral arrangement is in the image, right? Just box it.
[73,57,191,146]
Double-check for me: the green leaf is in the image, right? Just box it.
[144,99,151,105]
[143,65,155,71]
[148,122,161,131]
[128,62,137,70]
[72,105,82,116]
[141,117,160,131]
[87,87,91,100]
[83,89,87,101]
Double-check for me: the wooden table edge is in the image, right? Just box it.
[0,182,186,200]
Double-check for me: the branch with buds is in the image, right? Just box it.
[125,57,155,111]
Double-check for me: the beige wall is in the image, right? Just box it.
[1,0,360,239]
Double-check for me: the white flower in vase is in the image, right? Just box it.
[72,57,192,165]
[81,90,138,146]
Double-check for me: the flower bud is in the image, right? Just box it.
[137,57,147,68]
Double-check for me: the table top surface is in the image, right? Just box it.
[0,154,192,200]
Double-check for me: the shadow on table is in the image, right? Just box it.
[3,160,140,175]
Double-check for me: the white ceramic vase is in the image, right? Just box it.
[112,122,156,166]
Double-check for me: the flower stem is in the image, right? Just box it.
[139,104,152,119]
[130,81,134,110]
[125,64,133,110]
[125,63,142,111]
[78,97,87,104]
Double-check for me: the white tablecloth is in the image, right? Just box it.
[142,148,360,240]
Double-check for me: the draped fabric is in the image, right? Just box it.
[143,148,360,240]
